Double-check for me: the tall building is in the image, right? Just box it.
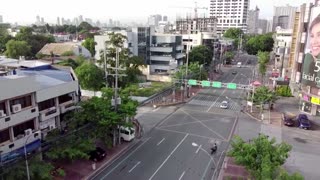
[210,0,249,35]
[0,15,3,23]
[78,15,83,23]
[163,16,168,22]
[41,17,44,25]
[247,6,260,34]
[266,19,273,33]
[57,17,60,26]
[257,19,268,34]
[36,15,40,25]
[148,14,162,26]
[272,5,298,31]
[175,17,217,34]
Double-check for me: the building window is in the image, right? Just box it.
[0,101,6,115]
[13,119,35,137]
[59,93,73,104]
[38,98,55,111]
[0,128,10,144]
[10,95,32,111]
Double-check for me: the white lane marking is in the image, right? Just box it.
[128,161,141,173]
[100,137,151,179]
[157,138,165,146]
[195,144,202,154]
[207,74,238,112]
[152,107,160,112]
[149,134,189,180]
[178,171,186,180]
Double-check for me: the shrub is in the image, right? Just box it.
[276,85,292,97]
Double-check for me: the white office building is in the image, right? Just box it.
[0,62,80,164]
[210,0,249,35]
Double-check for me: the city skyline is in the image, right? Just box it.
[0,0,307,25]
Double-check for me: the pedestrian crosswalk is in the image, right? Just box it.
[188,95,241,111]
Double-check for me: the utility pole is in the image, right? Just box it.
[104,42,108,87]
[184,34,190,98]
[109,48,126,145]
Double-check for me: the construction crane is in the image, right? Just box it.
[172,1,208,19]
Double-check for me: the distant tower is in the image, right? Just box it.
[79,15,83,23]
[57,17,60,25]
[61,18,65,25]
[163,15,168,21]
[0,15,3,23]
[41,17,44,25]
[36,15,40,25]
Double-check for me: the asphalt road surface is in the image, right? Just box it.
[91,54,257,180]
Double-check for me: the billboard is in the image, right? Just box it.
[301,6,320,87]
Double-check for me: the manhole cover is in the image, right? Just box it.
[293,137,307,143]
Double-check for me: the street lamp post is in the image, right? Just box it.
[24,135,33,180]
[191,142,217,180]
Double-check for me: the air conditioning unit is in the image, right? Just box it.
[0,110,6,118]
[49,125,55,130]
[24,129,32,136]
[12,104,22,113]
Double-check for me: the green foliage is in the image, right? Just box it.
[36,52,46,59]
[122,82,171,97]
[225,51,235,64]
[276,86,292,97]
[15,27,55,57]
[245,33,274,55]
[57,169,66,177]
[251,86,278,104]
[257,51,270,78]
[228,134,293,180]
[188,45,213,65]
[61,50,75,56]
[275,168,304,180]
[78,22,94,32]
[5,39,31,58]
[2,156,54,180]
[75,62,104,91]
[82,38,95,56]
[46,132,95,161]
[173,62,208,80]
[0,28,13,54]
[223,28,244,47]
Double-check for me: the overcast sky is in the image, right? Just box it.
[0,0,307,24]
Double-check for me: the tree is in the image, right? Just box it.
[82,38,95,56]
[275,168,304,180]
[78,22,93,32]
[228,134,295,180]
[250,86,278,112]
[5,40,31,58]
[174,62,208,80]
[225,51,235,64]
[57,56,85,69]
[2,156,54,180]
[0,32,13,54]
[75,62,104,91]
[257,51,270,80]
[223,28,244,48]
[245,33,274,55]
[188,45,213,65]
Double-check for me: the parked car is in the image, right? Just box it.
[297,114,311,130]
[220,101,229,109]
[283,115,294,127]
[232,71,237,75]
[89,147,106,162]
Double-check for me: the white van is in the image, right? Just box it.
[119,126,135,141]
[237,62,242,68]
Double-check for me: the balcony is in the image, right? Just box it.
[150,56,174,62]
[0,107,39,131]
[0,130,41,155]
[176,53,185,59]
[298,52,303,63]
[176,45,183,51]
[60,100,76,114]
[150,47,173,52]
[300,32,306,43]
[39,107,60,122]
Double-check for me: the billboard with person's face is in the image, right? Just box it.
[301,6,320,87]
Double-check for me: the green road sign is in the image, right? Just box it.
[201,81,211,87]
[212,81,222,88]
[227,83,237,89]
[188,79,197,86]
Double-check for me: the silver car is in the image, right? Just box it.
[220,101,229,109]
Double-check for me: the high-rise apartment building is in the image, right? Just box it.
[0,15,3,23]
[257,19,268,34]
[247,6,259,34]
[272,5,298,31]
[57,17,60,26]
[210,0,249,35]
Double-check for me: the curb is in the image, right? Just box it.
[85,139,142,180]
[244,111,262,122]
